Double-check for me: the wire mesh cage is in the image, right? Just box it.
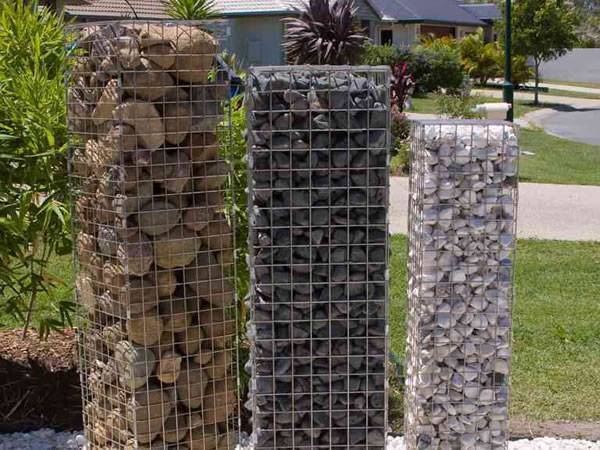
[245,66,391,449]
[66,20,239,449]
[405,120,519,450]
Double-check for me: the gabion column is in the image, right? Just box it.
[67,21,238,449]
[406,121,519,449]
[246,66,391,449]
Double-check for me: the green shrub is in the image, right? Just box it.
[362,40,465,94]
[414,40,465,93]
[361,42,408,66]
[0,1,73,336]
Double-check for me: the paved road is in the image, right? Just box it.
[539,49,600,84]
[541,109,600,145]
[389,177,600,241]
[474,89,600,145]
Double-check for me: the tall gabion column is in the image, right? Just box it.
[405,120,519,449]
[246,66,391,449]
[67,21,238,449]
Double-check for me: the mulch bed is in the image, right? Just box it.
[0,329,82,433]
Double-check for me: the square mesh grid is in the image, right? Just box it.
[405,120,519,450]
[245,66,391,449]
[67,20,239,449]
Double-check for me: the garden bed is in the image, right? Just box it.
[0,329,82,433]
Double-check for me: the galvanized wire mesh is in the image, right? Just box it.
[67,20,238,449]
[405,120,519,450]
[245,66,391,449]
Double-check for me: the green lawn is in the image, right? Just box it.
[541,79,600,90]
[3,237,600,427]
[389,235,600,428]
[0,255,74,330]
[545,88,600,100]
[409,93,541,118]
[519,128,600,186]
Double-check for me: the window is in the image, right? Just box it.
[362,20,371,37]
[380,29,393,46]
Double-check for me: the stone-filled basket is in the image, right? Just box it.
[67,20,238,450]
[405,120,519,450]
[245,65,391,449]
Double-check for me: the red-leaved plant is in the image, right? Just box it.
[283,0,368,65]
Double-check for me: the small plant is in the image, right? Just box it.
[162,0,218,20]
[435,93,483,119]
[391,62,415,113]
[283,0,368,65]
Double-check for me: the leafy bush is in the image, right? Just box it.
[0,1,73,336]
[459,32,533,87]
[361,43,409,66]
[460,32,503,86]
[361,41,464,94]
[413,37,465,93]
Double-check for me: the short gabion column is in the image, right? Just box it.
[246,66,391,449]
[405,121,519,449]
[67,21,238,449]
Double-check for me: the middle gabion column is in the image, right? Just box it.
[246,66,391,449]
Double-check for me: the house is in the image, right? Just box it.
[459,3,502,42]
[368,0,500,46]
[63,0,500,66]
[64,0,379,65]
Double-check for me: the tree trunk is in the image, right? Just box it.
[534,60,541,106]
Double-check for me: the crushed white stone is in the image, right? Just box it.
[1,430,598,450]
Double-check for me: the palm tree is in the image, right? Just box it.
[162,0,218,20]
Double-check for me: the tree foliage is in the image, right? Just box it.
[502,0,580,103]
[0,1,74,336]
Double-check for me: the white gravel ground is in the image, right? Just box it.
[1,430,599,450]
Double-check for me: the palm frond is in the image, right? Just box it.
[162,0,219,20]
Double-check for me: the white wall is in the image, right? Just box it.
[228,16,286,67]
[456,25,480,39]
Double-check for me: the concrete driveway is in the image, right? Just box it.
[389,177,600,241]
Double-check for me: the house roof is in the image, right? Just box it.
[65,0,379,19]
[368,0,485,26]
[459,3,501,22]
